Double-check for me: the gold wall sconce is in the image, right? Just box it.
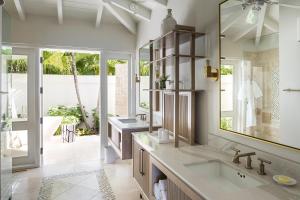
[205,60,219,81]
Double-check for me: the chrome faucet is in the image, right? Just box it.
[136,114,147,121]
[232,148,256,169]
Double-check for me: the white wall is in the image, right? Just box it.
[11,74,116,126]
[136,0,300,163]
[4,15,136,53]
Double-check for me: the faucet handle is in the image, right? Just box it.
[258,157,272,164]
[257,157,272,175]
[231,147,241,156]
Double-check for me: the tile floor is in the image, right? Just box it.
[12,126,141,200]
[12,159,141,200]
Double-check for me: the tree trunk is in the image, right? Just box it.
[70,52,91,129]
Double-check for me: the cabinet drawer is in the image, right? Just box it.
[133,141,149,197]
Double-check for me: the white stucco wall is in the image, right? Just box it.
[11,74,116,126]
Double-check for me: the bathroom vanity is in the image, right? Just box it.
[132,132,300,200]
[108,117,160,160]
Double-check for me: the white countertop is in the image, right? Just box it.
[132,132,300,200]
[108,117,161,132]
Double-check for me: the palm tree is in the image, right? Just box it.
[69,52,91,129]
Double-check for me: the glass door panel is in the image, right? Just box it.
[10,55,28,121]
[1,45,13,200]
[9,48,37,168]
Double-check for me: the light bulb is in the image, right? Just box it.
[246,9,259,25]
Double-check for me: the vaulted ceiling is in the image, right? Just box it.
[221,0,300,44]
[3,0,168,34]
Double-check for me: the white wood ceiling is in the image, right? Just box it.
[221,0,300,44]
[4,0,168,34]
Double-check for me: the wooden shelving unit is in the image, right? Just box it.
[144,25,206,147]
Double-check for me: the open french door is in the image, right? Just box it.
[9,47,40,169]
[99,52,134,159]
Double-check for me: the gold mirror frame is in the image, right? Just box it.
[218,0,300,152]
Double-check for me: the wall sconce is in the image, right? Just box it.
[205,60,219,81]
[297,17,300,42]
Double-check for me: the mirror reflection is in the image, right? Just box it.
[220,0,300,149]
[139,45,150,110]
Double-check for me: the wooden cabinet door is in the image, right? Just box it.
[163,93,192,144]
[133,141,149,196]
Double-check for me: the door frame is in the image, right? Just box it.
[99,51,135,159]
[11,47,41,169]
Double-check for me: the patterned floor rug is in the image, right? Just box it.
[38,169,116,200]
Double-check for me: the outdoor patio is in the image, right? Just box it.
[42,116,100,166]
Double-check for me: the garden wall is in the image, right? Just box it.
[11,74,116,126]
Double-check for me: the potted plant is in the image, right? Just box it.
[158,74,169,90]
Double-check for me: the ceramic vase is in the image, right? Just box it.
[161,9,177,35]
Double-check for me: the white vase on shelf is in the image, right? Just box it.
[161,9,177,35]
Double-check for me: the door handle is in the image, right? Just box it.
[139,149,145,176]
[139,149,142,175]
[0,91,8,94]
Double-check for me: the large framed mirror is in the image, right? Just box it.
[220,0,300,150]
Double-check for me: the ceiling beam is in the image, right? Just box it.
[255,4,267,45]
[233,24,257,42]
[221,5,241,16]
[103,1,136,34]
[13,0,26,21]
[151,0,168,7]
[109,0,151,21]
[96,3,104,28]
[264,17,279,32]
[221,9,244,33]
[280,0,300,8]
[57,0,63,25]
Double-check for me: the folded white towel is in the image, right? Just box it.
[159,179,168,191]
[161,190,167,200]
[154,183,161,200]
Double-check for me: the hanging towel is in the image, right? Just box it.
[154,183,161,200]
[159,179,168,191]
[161,190,167,200]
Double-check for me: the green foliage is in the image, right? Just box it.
[140,102,149,109]
[139,61,150,76]
[42,51,100,75]
[7,59,27,73]
[77,128,96,136]
[92,108,99,130]
[76,53,100,75]
[221,65,233,75]
[107,59,127,75]
[61,116,80,125]
[53,116,80,136]
[48,105,83,121]
[48,105,83,136]
[1,47,12,55]
[42,51,126,76]
[220,117,233,130]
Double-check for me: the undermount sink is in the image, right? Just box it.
[184,160,265,193]
[118,118,139,124]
